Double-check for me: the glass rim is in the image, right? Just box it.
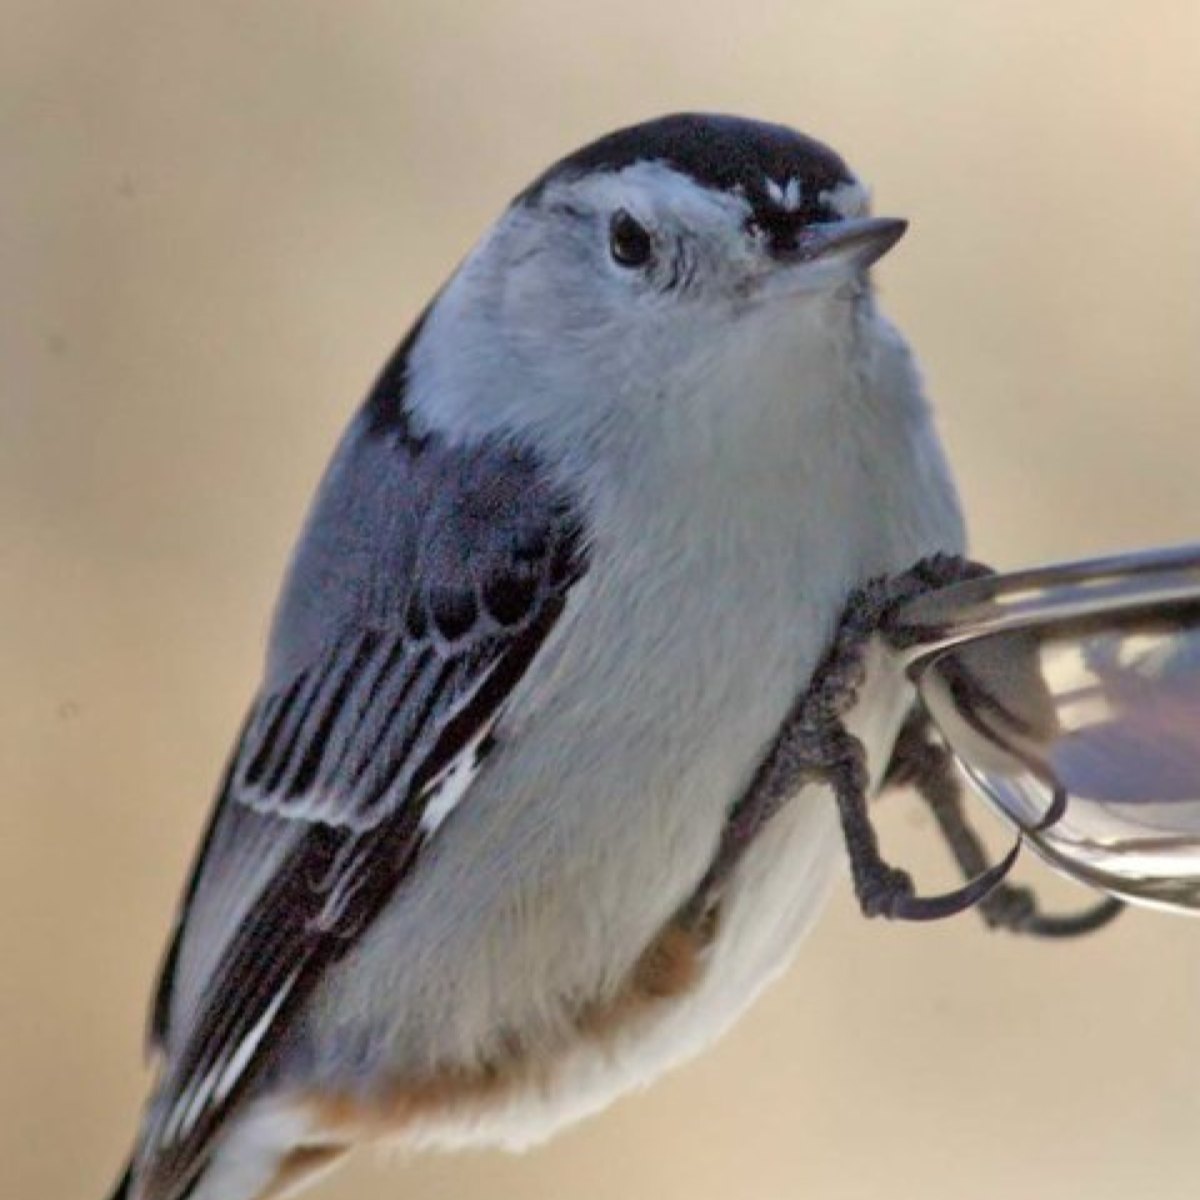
[885,541,1200,667]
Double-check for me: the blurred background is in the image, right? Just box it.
[5,2,1200,1198]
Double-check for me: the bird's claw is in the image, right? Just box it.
[983,887,1125,938]
[858,865,916,918]
[979,882,1038,931]
[855,839,1020,923]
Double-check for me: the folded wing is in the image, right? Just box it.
[134,374,586,1200]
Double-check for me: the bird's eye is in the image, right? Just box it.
[608,210,653,269]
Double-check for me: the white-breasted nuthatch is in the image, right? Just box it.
[108,112,965,1200]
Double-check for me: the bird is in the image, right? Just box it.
[106,112,965,1200]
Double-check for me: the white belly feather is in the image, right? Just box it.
[400,639,910,1151]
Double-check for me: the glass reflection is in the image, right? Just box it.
[913,613,1200,913]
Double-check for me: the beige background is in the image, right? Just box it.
[5,3,1200,1198]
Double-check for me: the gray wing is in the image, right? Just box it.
[134,354,586,1200]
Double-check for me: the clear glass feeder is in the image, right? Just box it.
[887,543,1200,915]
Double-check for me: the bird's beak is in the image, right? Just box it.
[757,216,907,299]
[792,216,908,271]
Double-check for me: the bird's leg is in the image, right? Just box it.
[885,711,1125,937]
[683,555,1015,928]
[776,556,1020,921]
[807,606,1018,923]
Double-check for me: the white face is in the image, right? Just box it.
[408,159,894,457]
[491,163,876,350]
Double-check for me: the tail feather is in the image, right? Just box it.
[106,1108,346,1200]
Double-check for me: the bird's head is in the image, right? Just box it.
[408,114,908,462]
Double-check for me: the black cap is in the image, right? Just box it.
[518,113,855,233]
